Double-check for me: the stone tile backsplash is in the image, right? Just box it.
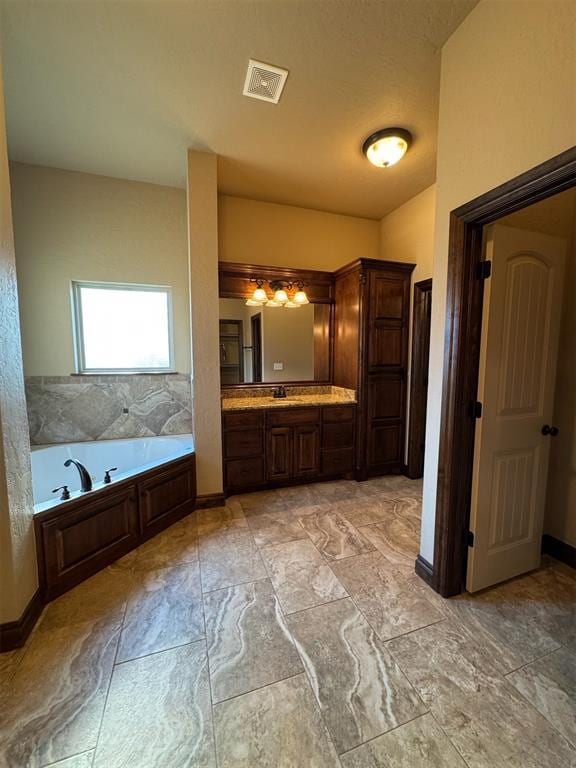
[25,374,193,445]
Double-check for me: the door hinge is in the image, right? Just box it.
[467,530,475,548]
[476,260,492,280]
[472,401,483,419]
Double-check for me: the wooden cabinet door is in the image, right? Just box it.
[267,427,292,481]
[293,425,320,477]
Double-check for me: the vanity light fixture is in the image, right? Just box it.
[362,127,412,168]
[245,277,309,308]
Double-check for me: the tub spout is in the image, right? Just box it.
[64,458,93,492]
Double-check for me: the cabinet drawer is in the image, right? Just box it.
[322,448,354,476]
[322,422,354,450]
[267,408,320,427]
[224,429,264,459]
[223,410,265,430]
[322,405,355,423]
[225,457,265,488]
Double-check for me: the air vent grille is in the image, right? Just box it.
[243,59,288,104]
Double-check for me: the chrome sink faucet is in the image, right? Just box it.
[273,385,287,399]
[64,458,93,492]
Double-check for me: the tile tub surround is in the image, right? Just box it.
[221,384,356,411]
[25,374,192,444]
[2,476,576,767]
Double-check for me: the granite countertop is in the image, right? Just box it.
[221,386,356,412]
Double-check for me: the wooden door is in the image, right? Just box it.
[293,425,320,477]
[267,427,292,481]
[467,225,566,592]
[251,314,262,382]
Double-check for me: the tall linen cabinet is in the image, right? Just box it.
[333,258,415,479]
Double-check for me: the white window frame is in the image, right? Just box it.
[71,280,175,374]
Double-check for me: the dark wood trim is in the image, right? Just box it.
[433,146,576,597]
[414,555,434,586]
[0,587,44,652]
[195,493,226,509]
[218,261,334,303]
[542,534,576,570]
[407,278,432,479]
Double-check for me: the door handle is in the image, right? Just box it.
[541,425,559,436]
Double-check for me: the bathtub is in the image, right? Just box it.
[31,434,194,512]
[33,433,197,601]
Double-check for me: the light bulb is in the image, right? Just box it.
[274,288,289,304]
[366,135,409,168]
[293,289,309,305]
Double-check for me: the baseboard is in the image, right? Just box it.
[542,534,576,569]
[195,493,226,509]
[0,588,44,653]
[415,554,434,587]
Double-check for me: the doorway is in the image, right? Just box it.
[407,279,432,479]
[251,313,262,383]
[429,146,576,597]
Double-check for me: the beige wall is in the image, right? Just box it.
[261,305,315,382]
[10,163,190,376]
[380,184,436,284]
[219,195,380,271]
[0,61,37,623]
[421,0,576,563]
[188,151,223,496]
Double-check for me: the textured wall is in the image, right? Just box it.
[25,375,192,445]
[10,162,190,376]
[420,0,576,564]
[218,195,380,271]
[188,151,223,496]
[0,61,38,623]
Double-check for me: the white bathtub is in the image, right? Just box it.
[31,434,195,511]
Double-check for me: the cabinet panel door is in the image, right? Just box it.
[293,425,321,477]
[267,427,293,481]
[368,377,404,420]
[368,424,402,470]
[368,273,409,369]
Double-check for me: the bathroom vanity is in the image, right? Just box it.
[222,390,356,492]
[219,257,415,492]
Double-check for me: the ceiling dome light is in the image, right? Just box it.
[362,128,412,168]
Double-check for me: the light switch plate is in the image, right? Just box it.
[273,362,284,370]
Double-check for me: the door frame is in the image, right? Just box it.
[251,313,262,382]
[407,278,432,479]
[424,146,576,597]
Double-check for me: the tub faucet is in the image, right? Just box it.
[64,459,93,492]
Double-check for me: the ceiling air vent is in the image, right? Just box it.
[243,59,289,104]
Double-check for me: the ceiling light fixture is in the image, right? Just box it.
[362,128,412,168]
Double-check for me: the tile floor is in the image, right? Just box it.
[1,476,575,767]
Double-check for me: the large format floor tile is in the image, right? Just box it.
[247,508,308,547]
[116,560,204,662]
[132,514,198,571]
[199,528,267,592]
[298,509,375,560]
[196,501,247,536]
[204,578,302,702]
[507,646,576,748]
[0,618,119,767]
[288,598,426,753]
[332,551,444,640]
[93,641,216,768]
[213,673,341,768]
[340,713,468,768]
[359,514,420,577]
[336,496,398,528]
[45,751,95,767]
[261,539,348,614]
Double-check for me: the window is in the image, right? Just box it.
[72,281,174,373]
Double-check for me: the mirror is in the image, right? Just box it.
[219,298,331,384]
